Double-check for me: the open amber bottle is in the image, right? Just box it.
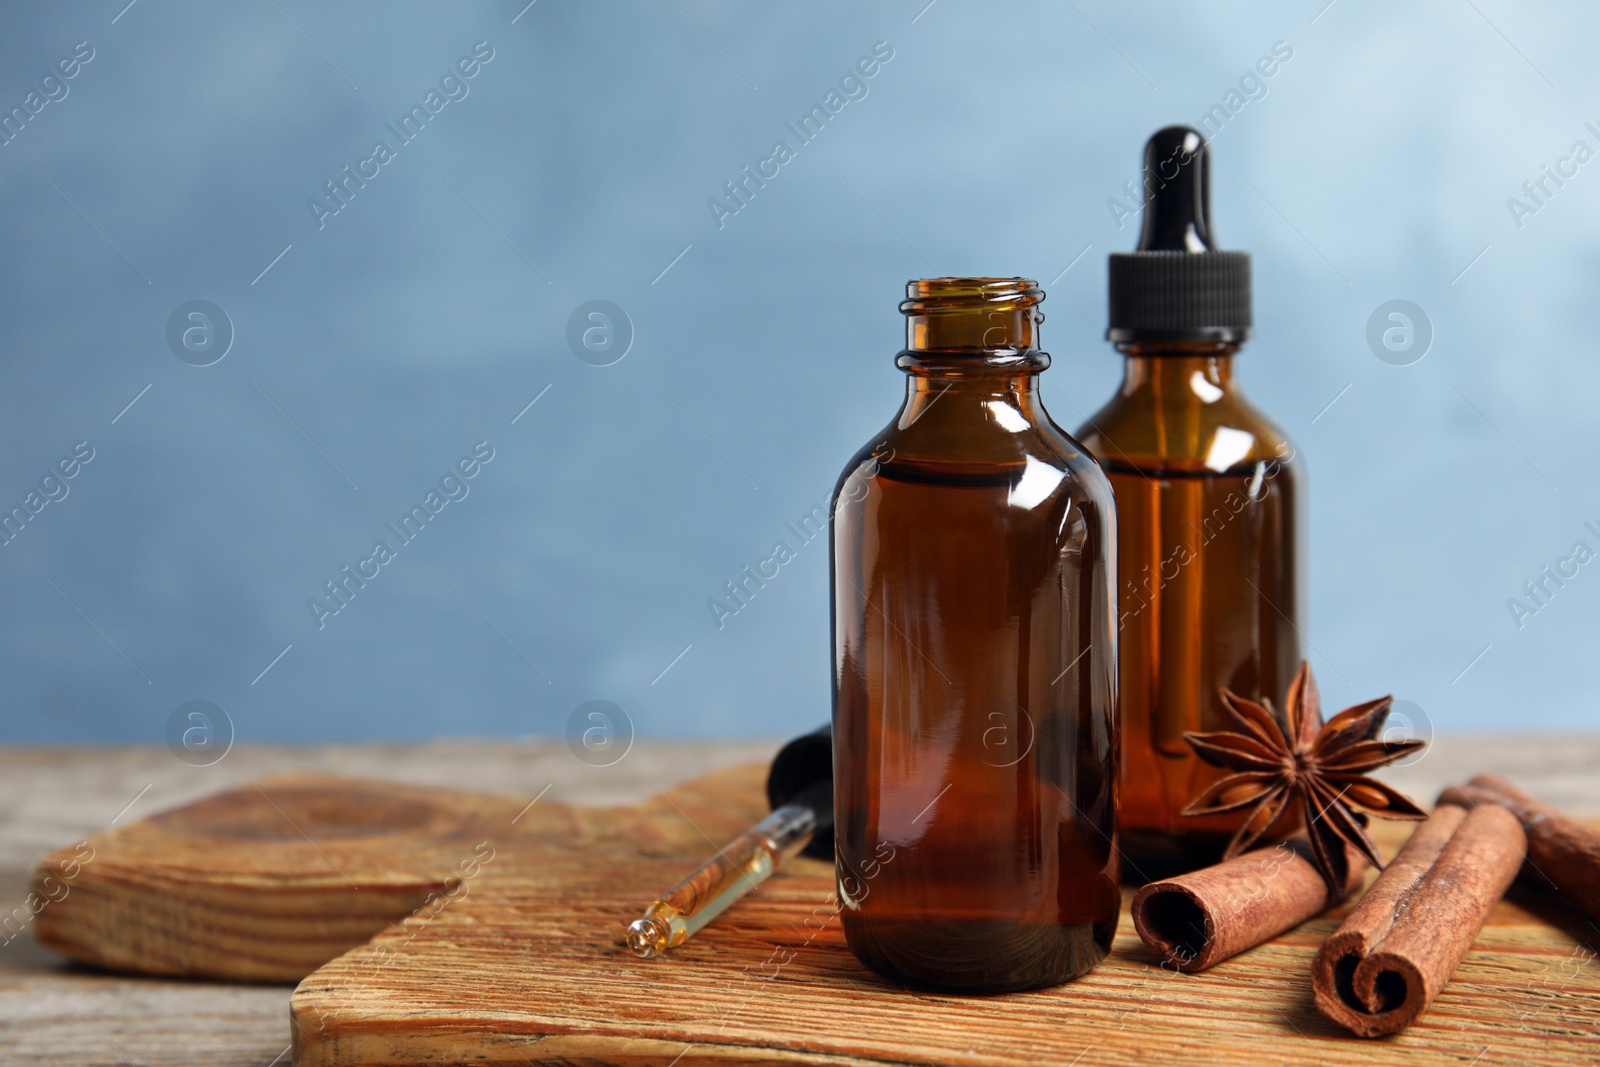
[831,278,1119,992]
[1076,127,1304,874]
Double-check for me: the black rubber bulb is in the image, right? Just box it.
[1135,125,1215,253]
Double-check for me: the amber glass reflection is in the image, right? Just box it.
[831,278,1119,992]
[1075,343,1302,874]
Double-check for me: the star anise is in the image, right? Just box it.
[1181,661,1428,893]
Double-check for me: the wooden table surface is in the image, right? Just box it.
[2,736,1595,1066]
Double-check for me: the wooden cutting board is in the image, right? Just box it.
[31,767,1600,1066]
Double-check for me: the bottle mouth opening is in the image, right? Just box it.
[901,277,1044,315]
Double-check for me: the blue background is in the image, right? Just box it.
[0,0,1594,743]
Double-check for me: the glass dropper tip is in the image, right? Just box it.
[626,915,671,959]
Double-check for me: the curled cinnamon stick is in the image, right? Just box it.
[1438,773,1600,921]
[1131,839,1365,972]
[1311,801,1526,1037]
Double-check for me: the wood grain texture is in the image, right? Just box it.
[282,769,1600,1066]
[0,740,776,1067]
[32,775,526,981]
[30,769,760,983]
[7,740,1600,1066]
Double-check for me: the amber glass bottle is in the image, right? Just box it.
[1076,127,1303,873]
[831,277,1119,992]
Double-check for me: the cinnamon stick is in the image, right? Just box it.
[1131,838,1365,972]
[1438,773,1600,921]
[1311,801,1526,1037]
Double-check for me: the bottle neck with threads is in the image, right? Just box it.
[895,278,1048,430]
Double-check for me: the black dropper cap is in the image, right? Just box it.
[1107,125,1252,345]
[765,724,833,859]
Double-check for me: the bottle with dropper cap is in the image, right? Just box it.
[1076,126,1304,873]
